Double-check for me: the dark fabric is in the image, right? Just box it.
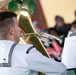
[54,24,71,37]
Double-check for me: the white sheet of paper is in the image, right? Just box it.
[61,36,76,69]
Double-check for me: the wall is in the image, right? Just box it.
[40,0,76,27]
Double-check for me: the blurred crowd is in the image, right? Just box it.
[33,11,76,62]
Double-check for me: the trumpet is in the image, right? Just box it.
[40,32,63,44]
[20,31,63,45]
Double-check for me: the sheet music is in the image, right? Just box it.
[61,36,76,69]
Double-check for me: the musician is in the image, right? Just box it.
[67,21,76,37]
[54,15,71,37]
[45,28,62,61]
[0,11,67,75]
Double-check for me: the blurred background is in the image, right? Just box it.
[32,0,76,28]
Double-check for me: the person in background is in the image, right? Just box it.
[67,21,76,37]
[33,20,47,33]
[53,15,71,47]
[54,15,71,37]
[45,28,62,61]
[0,11,67,75]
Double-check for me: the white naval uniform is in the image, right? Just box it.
[0,40,67,75]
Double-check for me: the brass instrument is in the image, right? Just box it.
[19,10,50,58]
[40,32,63,45]
[19,10,50,75]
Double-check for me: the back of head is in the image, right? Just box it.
[48,28,58,37]
[72,20,76,25]
[0,11,17,38]
[55,15,64,27]
[71,21,76,31]
[55,15,64,22]
[48,28,56,34]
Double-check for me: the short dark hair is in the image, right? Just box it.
[0,11,17,37]
[55,15,64,22]
[0,11,17,22]
[48,28,56,34]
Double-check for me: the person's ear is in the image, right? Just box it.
[9,27,14,35]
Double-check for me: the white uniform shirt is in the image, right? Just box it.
[0,40,67,75]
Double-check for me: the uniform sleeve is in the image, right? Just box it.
[25,47,67,75]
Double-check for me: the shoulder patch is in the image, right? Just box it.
[26,46,35,54]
